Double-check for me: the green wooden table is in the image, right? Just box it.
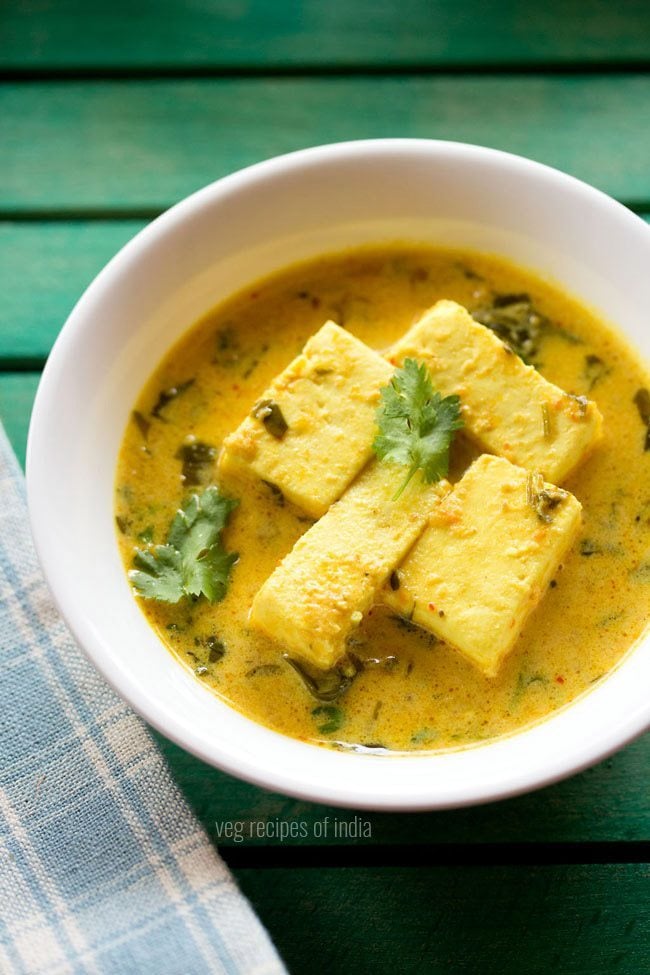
[3,3,649,971]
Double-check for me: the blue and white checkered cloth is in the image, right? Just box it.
[0,423,287,975]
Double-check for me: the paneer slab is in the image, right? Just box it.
[218,321,393,517]
[390,300,602,483]
[250,462,449,670]
[384,454,582,677]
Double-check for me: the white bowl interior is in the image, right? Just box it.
[27,140,650,808]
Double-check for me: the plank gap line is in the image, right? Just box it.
[3,61,650,83]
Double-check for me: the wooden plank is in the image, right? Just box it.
[3,77,650,213]
[235,864,650,975]
[0,222,144,360]
[4,0,650,71]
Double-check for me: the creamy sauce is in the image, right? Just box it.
[115,245,650,752]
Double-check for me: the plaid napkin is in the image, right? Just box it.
[0,423,286,975]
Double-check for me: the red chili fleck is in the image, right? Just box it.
[428,602,436,612]
[555,675,565,684]
[232,384,240,391]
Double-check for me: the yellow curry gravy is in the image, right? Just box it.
[115,245,650,752]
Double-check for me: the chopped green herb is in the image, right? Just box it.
[213,327,268,377]
[283,654,359,701]
[213,327,240,367]
[510,671,549,708]
[526,472,567,524]
[252,399,289,439]
[206,636,226,662]
[633,388,650,451]
[129,485,238,604]
[473,293,581,364]
[132,410,151,439]
[373,358,463,499]
[115,515,129,534]
[242,351,267,379]
[175,440,216,486]
[311,705,344,734]
[137,525,154,543]
[472,293,546,363]
[583,354,610,391]
[151,379,195,420]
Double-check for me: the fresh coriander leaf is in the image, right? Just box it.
[129,486,238,604]
[373,359,463,498]
[186,544,238,602]
[130,546,184,603]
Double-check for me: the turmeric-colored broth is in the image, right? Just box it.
[115,245,650,751]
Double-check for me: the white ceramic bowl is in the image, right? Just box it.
[27,140,650,809]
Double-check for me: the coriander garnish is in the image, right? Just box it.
[130,485,238,604]
[373,358,463,499]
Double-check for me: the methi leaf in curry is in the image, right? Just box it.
[583,354,610,391]
[373,358,463,498]
[633,388,650,451]
[175,439,216,485]
[472,293,581,365]
[283,653,359,702]
[252,398,289,439]
[130,486,238,604]
[311,704,344,734]
[150,378,195,420]
[472,293,544,363]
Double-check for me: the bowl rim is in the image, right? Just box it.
[26,138,650,810]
